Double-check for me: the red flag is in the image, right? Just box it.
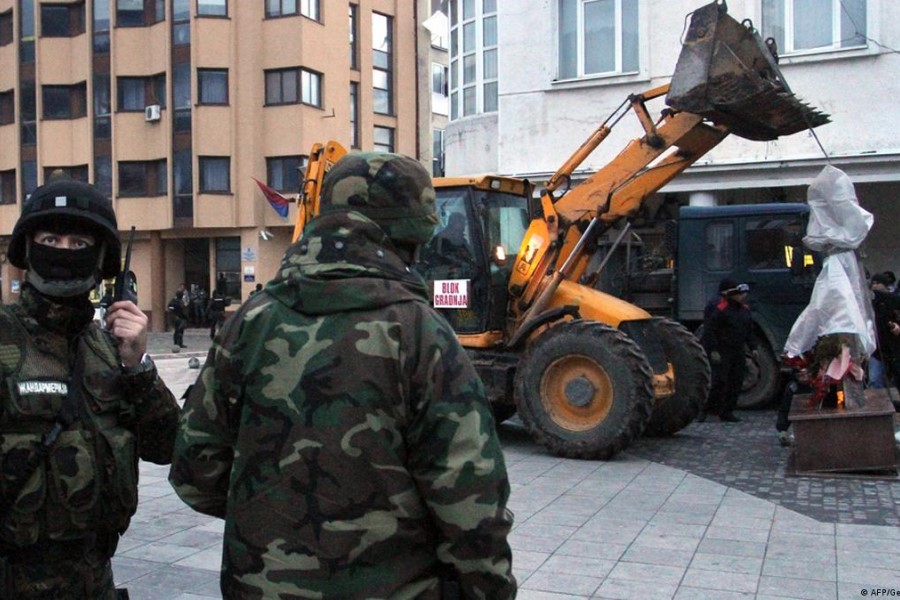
[253,178,290,219]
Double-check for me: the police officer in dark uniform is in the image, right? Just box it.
[0,177,180,599]
[700,278,753,422]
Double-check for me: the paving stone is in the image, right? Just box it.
[757,575,838,599]
[625,410,900,527]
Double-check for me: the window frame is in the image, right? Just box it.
[199,156,231,193]
[0,10,13,47]
[0,169,16,205]
[41,2,86,38]
[266,155,306,193]
[300,68,322,107]
[762,0,867,56]
[118,159,167,197]
[372,12,393,115]
[44,165,89,183]
[557,0,640,81]
[42,83,88,120]
[265,67,300,105]
[197,0,227,18]
[373,125,394,153]
[116,74,166,112]
[300,0,319,21]
[116,0,165,28]
[265,0,298,18]
[198,68,229,105]
[0,89,14,125]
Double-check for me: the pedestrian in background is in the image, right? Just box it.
[167,290,188,349]
[699,278,753,423]
[206,288,227,340]
[169,151,516,599]
[775,363,813,446]
[869,272,900,398]
[0,177,179,598]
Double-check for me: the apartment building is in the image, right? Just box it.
[443,0,900,273]
[0,0,430,330]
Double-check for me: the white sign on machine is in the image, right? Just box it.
[433,279,469,309]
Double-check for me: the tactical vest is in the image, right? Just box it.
[0,305,139,548]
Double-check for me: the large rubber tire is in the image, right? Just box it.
[737,332,780,409]
[643,318,711,436]
[513,320,655,460]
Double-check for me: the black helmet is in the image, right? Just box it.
[9,178,121,278]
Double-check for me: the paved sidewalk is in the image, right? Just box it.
[118,336,900,599]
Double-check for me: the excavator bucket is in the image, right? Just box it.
[667,0,829,141]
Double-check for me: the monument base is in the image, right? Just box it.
[789,387,898,476]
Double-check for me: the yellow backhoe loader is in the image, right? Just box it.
[292,1,829,459]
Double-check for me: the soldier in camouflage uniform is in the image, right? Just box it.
[0,178,180,598]
[170,152,516,599]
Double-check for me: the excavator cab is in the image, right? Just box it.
[417,177,533,338]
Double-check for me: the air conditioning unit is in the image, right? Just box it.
[144,104,161,122]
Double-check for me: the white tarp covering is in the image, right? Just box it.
[784,166,876,358]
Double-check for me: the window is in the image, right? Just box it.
[173,0,190,44]
[448,0,499,118]
[173,63,192,131]
[746,217,806,270]
[215,237,241,299]
[265,67,320,107]
[42,83,88,119]
[118,159,166,196]
[94,73,112,138]
[41,3,86,37]
[94,0,110,52]
[349,4,358,70]
[94,155,112,197]
[432,63,449,116]
[558,0,638,79]
[21,82,36,145]
[350,82,359,148]
[198,69,228,104]
[199,156,230,192]
[0,10,12,46]
[173,149,193,218]
[762,0,866,55]
[197,0,226,17]
[0,90,13,125]
[265,68,298,105]
[266,156,304,192]
[116,0,164,27]
[372,13,393,115]
[266,0,297,18]
[20,0,36,63]
[705,222,733,272]
[0,170,15,205]
[301,69,322,106]
[117,74,166,111]
[44,165,89,182]
[374,126,394,152]
[432,128,445,176]
[300,0,318,21]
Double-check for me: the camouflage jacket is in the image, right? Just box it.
[170,212,516,599]
[0,284,179,550]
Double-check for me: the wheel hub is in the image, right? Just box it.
[565,377,596,408]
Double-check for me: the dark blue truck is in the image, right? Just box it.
[606,202,818,408]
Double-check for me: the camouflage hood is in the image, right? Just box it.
[266,211,431,315]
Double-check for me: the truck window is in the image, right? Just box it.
[746,216,804,271]
[705,222,733,271]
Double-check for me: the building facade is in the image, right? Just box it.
[0,0,425,330]
[443,0,900,274]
